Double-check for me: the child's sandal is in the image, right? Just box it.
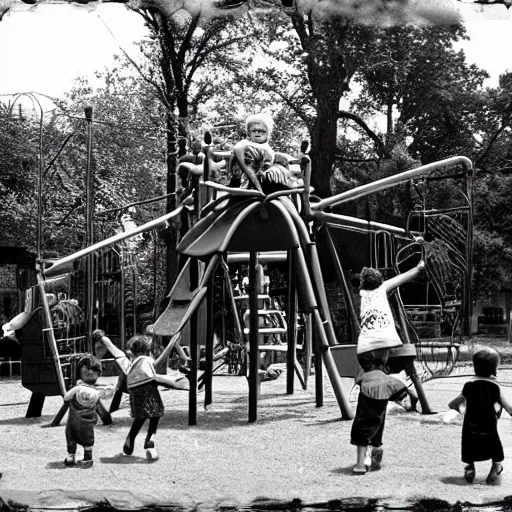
[486,462,503,485]
[464,465,475,483]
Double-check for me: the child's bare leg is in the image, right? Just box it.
[123,418,145,455]
[353,445,368,473]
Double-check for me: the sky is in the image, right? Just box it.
[0,0,511,114]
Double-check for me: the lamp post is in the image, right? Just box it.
[8,93,45,262]
[84,106,95,347]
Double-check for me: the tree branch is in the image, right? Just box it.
[337,110,386,157]
[177,12,200,66]
[335,154,379,163]
[475,112,512,167]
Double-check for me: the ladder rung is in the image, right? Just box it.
[234,295,270,301]
[258,344,303,352]
[244,327,287,335]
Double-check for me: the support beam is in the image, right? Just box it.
[248,252,259,423]
[188,258,199,426]
[205,276,215,409]
[287,249,297,394]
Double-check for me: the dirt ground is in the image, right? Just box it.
[0,362,512,510]
[2,341,512,511]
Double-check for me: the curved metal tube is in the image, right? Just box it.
[200,181,265,198]
[44,207,184,278]
[312,156,473,211]
[319,212,407,236]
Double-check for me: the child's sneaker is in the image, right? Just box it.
[371,447,383,470]
[486,462,503,485]
[64,454,76,467]
[464,464,475,483]
[144,440,159,461]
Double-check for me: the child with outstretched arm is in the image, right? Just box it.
[445,346,512,485]
[93,330,177,460]
[351,261,424,474]
[64,354,111,467]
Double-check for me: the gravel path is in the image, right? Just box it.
[1,368,512,510]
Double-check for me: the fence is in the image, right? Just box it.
[0,358,21,379]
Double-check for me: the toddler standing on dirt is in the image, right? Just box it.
[93,330,177,460]
[446,346,512,485]
[64,354,111,467]
[351,262,424,474]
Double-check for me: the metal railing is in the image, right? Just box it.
[0,359,21,379]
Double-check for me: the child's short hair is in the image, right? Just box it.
[357,348,389,372]
[473,346,500,377]
[128,335,152,356]
[77,354,102,376]
[360,267,384,291]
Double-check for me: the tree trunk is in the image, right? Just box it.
[310,95,340,199]
[165,111,179,294]
[386,98,394,149]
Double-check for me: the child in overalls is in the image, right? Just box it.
[63,354,111,467]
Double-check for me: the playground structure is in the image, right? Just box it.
[2,134,474,424]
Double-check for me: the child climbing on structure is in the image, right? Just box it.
[93,330,180,460]
[445,346,512,485]
[351,261,424,474]
[63,354,111,468]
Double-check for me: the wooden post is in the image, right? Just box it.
[248,252,259,423]
[287,250,297,394]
